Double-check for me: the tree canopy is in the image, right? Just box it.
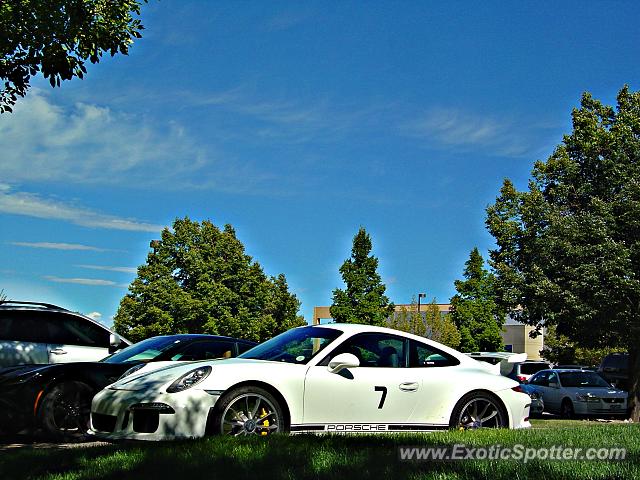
[114,217,305,343]
[449,248,504,352]
[389,297,460,349]
[486,86,640,420]
[1,0,146,113]
[424,298,461,349]
[330,227,395,326]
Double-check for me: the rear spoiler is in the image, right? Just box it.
[465,352,527,375]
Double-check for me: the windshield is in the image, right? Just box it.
[559,371,611,388]
[102,336,186,364]
[239,326,342,364]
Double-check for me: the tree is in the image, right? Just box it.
[389,305,410,332]
[540,325,616,367]
[114,217,305,343]
[424,298,461,349]
[389,297,426,336]
[409,297,427,338]
[449,248,504,352]
[1,0,146,113]
[486,86,640,421]
[330,227,395,326]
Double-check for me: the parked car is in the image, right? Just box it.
[0,334,256,439]
[519,383,545,417]
[0,301,129,367]
[598,352,629,391]
[90,324,531,441]
[505,360,552,383]
[553,365,595,370]
[525,369,627,418]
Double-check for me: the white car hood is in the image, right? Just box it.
[109,357,266,391]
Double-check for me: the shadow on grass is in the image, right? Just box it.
[1,425,639,480]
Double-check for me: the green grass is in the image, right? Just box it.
[1,425,638,480]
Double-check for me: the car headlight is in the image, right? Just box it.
[166,366,212,393]
[575,393,600,403]
[117,363,146,381]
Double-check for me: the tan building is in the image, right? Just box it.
[312,304,544,360]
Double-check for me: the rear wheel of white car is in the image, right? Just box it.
[450,391,508,429]
[38,381,93,441]
[212,386,286,436]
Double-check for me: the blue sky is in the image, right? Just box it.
[1,1,639,326]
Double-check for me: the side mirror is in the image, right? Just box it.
[109,333,123,353]
[328,353,360,374]
[548,381,559,389]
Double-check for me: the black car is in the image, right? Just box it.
[0,334,257,440]
[598,352,629,391]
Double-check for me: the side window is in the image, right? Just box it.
[530,371,549,386]
[548,371,559,385]
[409,340,459,367]
[236,342,255,354]
[322,333,406,368]
[48,313,110,347]
[171,341,236,361]
[0,311,51,343]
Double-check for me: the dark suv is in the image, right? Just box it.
[598,352,629,391]
[0,301,129,368]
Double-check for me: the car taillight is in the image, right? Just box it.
[517,375,527,382]
[511,385,524,393]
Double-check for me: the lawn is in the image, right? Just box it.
[1,424,637,480]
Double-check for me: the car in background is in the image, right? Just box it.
[0,301,130,367]
[90,324,531,441]
[598,352,629,391]
[553,365,595,370]
[525,369,627,418]
[519,383,545,417]
[0,334,256,439]
[505,360,552,383]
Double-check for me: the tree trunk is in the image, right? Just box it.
[630,344,640,422]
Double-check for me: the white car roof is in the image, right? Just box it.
[309,323,475,365]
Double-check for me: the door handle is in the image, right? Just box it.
[399,382,419,392]
[50,348,67,355]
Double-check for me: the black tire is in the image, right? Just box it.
[560,399,575,419]
[449,391,508,429]
[211,386,287,436]
[38,381,94,441]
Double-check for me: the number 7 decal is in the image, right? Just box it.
[374,386,387,409]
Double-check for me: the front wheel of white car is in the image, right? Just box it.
[211,386,286,436]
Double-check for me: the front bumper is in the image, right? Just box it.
[90,387,221,441]
[573,399,628,416]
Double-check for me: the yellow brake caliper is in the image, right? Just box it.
[260,408,269,435]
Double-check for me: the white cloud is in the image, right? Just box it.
[0,185,162,232]
[404,108,541,157]
[86,311,102,321]
[185,88,384,146]
[0,89,298,194]
[10,241,109,251]
[0,90,211,188]
[76,264,137,274]
[265,10,313,31]
[44,275,121,287]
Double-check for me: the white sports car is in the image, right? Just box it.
[90,324,531,440]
